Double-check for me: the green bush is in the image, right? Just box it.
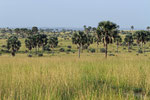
[90,48,95,53]
[38,53,43,57]
[138,49,143,54]
[67,45,72,49]
[59,48,65,52]
[66,49,71,52]
[133,43,137,46]
[43,45,51,51]
[100,48,105,53]
[109,53,115,56]
[28,54,32,57]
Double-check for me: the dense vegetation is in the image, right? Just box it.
[0,21,150,100]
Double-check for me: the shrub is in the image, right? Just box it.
[90,48,95,53]
[59,48,65,52]
[66,49,71,52]
[25,50,28,53]
[109,53,115,56]
[83,45,88,49]
[0,52,2,56]
[100,48,105,53]
[145,47,149,49]
[133,43,137,46]
[38,53,43,57]
[2,45,6,48]
[123,48,126,50]
[1,49,9,53]
[67,45,72,49]
[43,45,51,51]
[28,54,32,57]
[138,49,143,54]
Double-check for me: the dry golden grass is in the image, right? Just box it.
[0,53,150,100]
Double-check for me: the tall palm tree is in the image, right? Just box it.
[147,26,150,31]
[32,26,38,34]
[114,35,122,52]
[72,31,87,58]
[7,36,21,56]
[40,34,48,52]
[97,21,118,58]
[25,36,34,54]
[131,26,134,31]
[134,30,149,52]
[124,33,134,52]
[14,28,20,35]
[48,36,58,55]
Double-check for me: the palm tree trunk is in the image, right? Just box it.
[78,46,81,58]
[42,45,44,53]
[141,43,143,52]
[137,43,140,53]
[128,43,130,52]
[12,49,15,57]
[97,43,99,53]
[37,46,39,54]
[143,43,145,53]
[117,42,119,53]
[81,45,83,53]
[30,49,31,55]
[105,43,108,58]
[52,48,54,55]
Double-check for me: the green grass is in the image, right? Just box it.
[1,38,150,100]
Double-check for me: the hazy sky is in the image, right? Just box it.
[0,0,149,29]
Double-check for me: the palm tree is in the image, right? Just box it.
[32,26,38,34]
[48,36,58,55]
[72,31,87,58]
[25,36,34,54]
[7,36,21,56]
[134,30,149,52]
[84,33,93,52]
[83,25,86,31]
[124,33,134,52]
[83,25,88,34]
[147,26,150,31]
[97,21,118,58]
[94,29,102,53]
[87,26,92,33]
[14,28,20,35]
[40,34,48,52]
[131,26,134,31]
[114,35,122,52]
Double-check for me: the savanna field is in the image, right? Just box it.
[1,38,150,100]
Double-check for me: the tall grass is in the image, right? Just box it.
[0,54,150,100]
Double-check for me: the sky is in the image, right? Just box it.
[0,0,149,29]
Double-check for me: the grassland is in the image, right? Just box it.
[0,38,150,100]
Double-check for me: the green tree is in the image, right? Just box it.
[7,36,21,56]
[32,26,38,34]
[114,35,122,52]
[131,26,134,31]
[124,33,134,52]
[72,31,90,58]
[84,33,93,52]
[134,30,149,52]
[97,21,118,58]
[14,28,20,35]
[40,34,48,52]
[48,36,58,55]
[147,26,150,31]
[25,36,34,54]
